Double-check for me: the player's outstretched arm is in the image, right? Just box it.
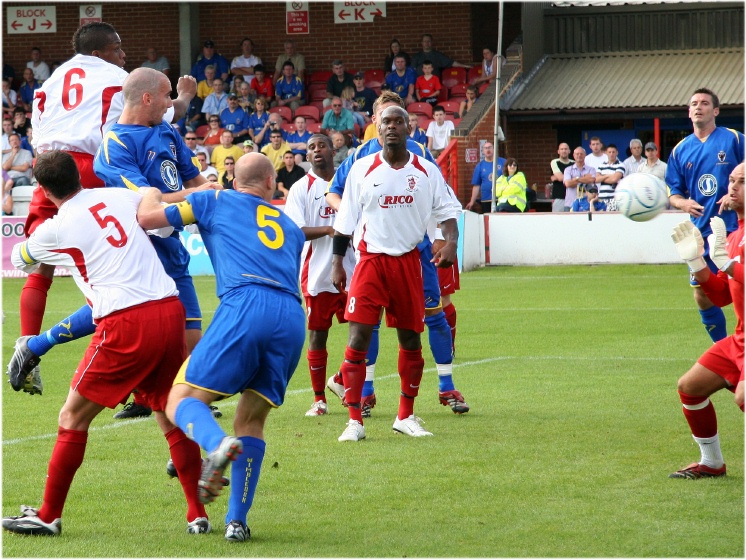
[671,220,709,284]
[302,226,335,241]
[137,188,171,230]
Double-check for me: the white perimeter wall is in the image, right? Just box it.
[459,210,688,268]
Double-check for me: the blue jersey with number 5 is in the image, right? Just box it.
[165,190,304,300]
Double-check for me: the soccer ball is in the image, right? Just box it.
[614,173,668,222]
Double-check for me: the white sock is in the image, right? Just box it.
[693,433,724,468]
[365,364,375,381]
[436,363,453,377]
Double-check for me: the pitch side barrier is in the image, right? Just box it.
[459,210,688,270]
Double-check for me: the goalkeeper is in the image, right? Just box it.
[669,162,744,480]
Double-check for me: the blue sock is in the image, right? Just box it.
[27,304,96,357]
[174,397,225,454]
[362,323,380,397]
[226,436,266,526]
[426,312,455,391]
[700,306,727,343]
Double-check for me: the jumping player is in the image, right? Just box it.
[283,133,357,416]
[669,162,744,478]
[136,152,306,542]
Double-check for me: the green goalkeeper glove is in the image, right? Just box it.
[708,216,731,272]
[671,220,707,272]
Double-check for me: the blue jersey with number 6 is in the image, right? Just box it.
[165,190,304,300]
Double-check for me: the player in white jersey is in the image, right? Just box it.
[284,133,357,417]
[3,151,211,537]
[330,106,460,442]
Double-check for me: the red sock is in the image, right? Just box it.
[679,391,718,438]
[20,273,53,336]
[133,391,147,406]
[307,349,328,402]
[443,302,457,349]
[165,428,207,522]
[37,427,88,523]
[398,347,424,420]
[341,347,366,423]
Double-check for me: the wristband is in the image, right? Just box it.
[687,257,708,273]
[332,234,350,256]
[719,257,738,273]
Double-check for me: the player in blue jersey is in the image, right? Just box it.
[136,152,306,542]
[325,90,469,416]
[666,88,745,343]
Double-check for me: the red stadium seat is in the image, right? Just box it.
[309,70,332,84]
[307,122,322,133]
[417,116,432,131]
[195,125,209,138]
[449,83,470,98]
[269,106,292,122]
[441,67,467,89]
[468,66,484,84]
[478,82,490,95]
[364,69,385,84]
[282,123,296,134]
[439,101,461,116]
[406,102,433,118]
[294,105,320,123]
[309,83,327,101]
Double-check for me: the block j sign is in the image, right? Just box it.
[7,6,57,33]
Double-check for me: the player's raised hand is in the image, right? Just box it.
[708,216,730,271]
[671,220,706,272]
[175,75,198,101]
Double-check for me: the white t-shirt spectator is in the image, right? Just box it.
[426,120,454,151]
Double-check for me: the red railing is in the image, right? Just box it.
[436,138,459,192]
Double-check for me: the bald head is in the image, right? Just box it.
[123,67,167,105]
[234,153,277,201]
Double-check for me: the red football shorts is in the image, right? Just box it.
[344,249,424,333]
[437,258,460,296]
[25,151,105,236]
[71,297,186,410]
[698,334,744,393]
[305,291,347,331]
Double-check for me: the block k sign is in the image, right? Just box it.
[334,2,386,24]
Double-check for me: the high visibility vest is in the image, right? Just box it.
[494,172,527,211]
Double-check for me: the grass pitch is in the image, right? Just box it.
[2,265,743,557]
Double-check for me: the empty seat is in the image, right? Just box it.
[269,106,292,122]
[294,105,320,123]
[11,185,36,216]
[448,83,470,98]
[307,122,322,133]
[441,67,467,89]
[406,102,433,118]
[468,66,484,84]
[439,101,461,116]
[309,70,332,84]
[364,69,385,84]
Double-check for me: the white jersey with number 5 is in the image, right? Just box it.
[31,54,129,156]
[11,188,177,319]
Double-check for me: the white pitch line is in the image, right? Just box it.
[2,354,690,447]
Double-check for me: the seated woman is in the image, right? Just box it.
[383,39,411,77]
[458,85,478,119]
[494,158,527,213]
[201,116,225,153]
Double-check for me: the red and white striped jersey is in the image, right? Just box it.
[283,170,356,296]
[12,188,177,319]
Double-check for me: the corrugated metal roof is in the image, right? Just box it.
[506,49,744,112]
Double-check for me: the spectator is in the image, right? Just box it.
[426,105,454,158]
[141,47,170,75]
[183,131,209,159]
[261,129,291,171]
[191,40,229,83]
[2,117,13,153]
[383,39,411,77]
[331,131,351,169]
[276,150,306,197]
[324,60,355,108]
[274,60,304,112]
[230,38,261,85]
[2,78,17,119]
[623,138,645,176]
[249,64,274,104]
[2,55,15,83]
[211,130,244,173]
[236,80,255,113]
[26,47,50,82]
[340,86,365,131]
[12,108,29,138]
[196,151,218,179]
[494,158,527,212]
[563,146,597,211]
[220,93,250,143]
[384,55,416,105]
[415,61,442,106]
[466,140,504,213]
[549,142,574,213]
[570,184,606,213]
[242,139,256,154]
[584,136,607,189]
[201,115,226,151]
[202,78,228,121]
[472,47,498,86]
[217,156,236,189]
[595,143,625,208]
[408,113,427,145]
[411,34,470,78]
[273,40,305,83]
[2,168,13,215]
[21,126,35,157]
[176,94,204,134]
[351,72,377,124]
[2,133,33,186]
[18,68,41,113]
[639,141,667,182]
[458,85,479,119]
[286,115,312,165]
[321,97,354,137]
[229,75,245,96]
[196,65,218,100]
[247,98,270,148]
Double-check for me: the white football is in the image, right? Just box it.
[614,173,668,222]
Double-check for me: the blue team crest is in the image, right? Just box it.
[718,150,726,163]
[160,161,180,191]
[170,143,178,159]
[697,174,718,197]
